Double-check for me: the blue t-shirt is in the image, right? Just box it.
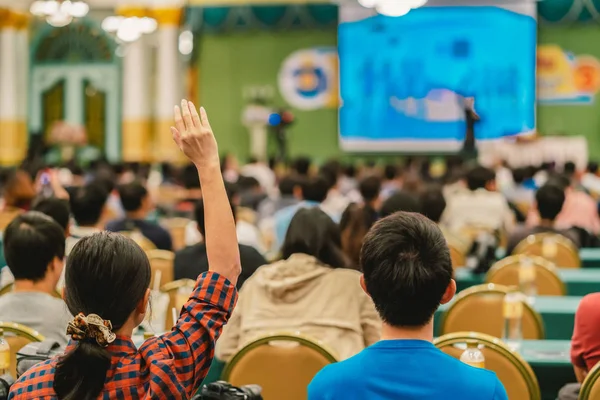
[308,340,508,400]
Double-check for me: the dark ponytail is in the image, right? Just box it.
[54,232,151,400]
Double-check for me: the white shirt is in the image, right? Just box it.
[441,189,515,233]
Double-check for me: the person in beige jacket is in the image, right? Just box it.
[216,207,381,361]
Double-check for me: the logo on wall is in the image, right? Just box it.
[538,44,600,105]
[278,47,338,110]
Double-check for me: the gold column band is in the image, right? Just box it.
[0,121,27,166]
[0,9,29,29]
[153,120,186,163]
[151,8,183,26]
[116,6,149,18]
[122,120,152,162]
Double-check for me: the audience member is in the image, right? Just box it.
[508,184,580,254]
[320,161,351,219]
[308,212,507,400]
[380,191,421,218]
[571,293,600,383]
[257,175,301,221]
[503,167,535,206]
[31,197,71,235]
[10,100,241,400]
[175,199,266,288]
[292,156,312,177]
[0,212,71,345]
[338,163,359,199]
[217,207,380,361]
[173,163,202,217]
[1,169,35,211]
[67,182,110,253]
[581,161,600,194]
[240,157,276,195]
[237,175,266,211]
[220,152,240,183]
[381,164,402,199]
[441,165,514,233]
[106,182,173,250]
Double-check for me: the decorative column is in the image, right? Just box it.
[0,9,27,166]
[152,7,183,162]
[119,6,152,162]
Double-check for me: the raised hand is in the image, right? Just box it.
[171,100,219,169]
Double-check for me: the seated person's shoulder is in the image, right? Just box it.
[309,354,363,392]
[578,292,600,313]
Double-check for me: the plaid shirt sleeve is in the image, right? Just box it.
[137,271,237,398]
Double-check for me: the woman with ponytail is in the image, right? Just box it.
[9,101,241,400]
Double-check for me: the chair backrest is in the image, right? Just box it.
[120,231,156,252]
[0,283,62,299]
[442,284,545,339]
[514,232,580,268]
[449,244,467,270]
[0,208,23,232]
[485,255,566,296]
[161,218,190,251]
[222,333,338,400]
[160,279,196,329]
[434,332,541,400]
[579,361,600,399]
[147,249,175,289]
[0,322,45,378]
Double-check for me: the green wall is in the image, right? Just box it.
[199,30,340,163]
[538,25,600,160]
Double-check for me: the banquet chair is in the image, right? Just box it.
[147,249,175,290]
[448,244,467,270]
[0,283,62,299]
[0,208,23,232]
[0,322,45,378]
[485,255,566,296]
[441,284,545,339]
[514,232,580,268]
[161,218,190,251]
[434,332,541,400]
[579,361,600,399]
[160,279,196,329]
[120,230,156,252]
[222,333,338,400]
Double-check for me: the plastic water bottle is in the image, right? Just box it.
[502,291,524,351]
[0,330,10,376]
[519,257,537,305]
[460,343,485,368]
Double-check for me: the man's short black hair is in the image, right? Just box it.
[419,187,446,223]
[292,157,311,176]
[511,168,528,185]
[384,164,400,181]
[301,176,330,203]
[361,212,452,327]
[194,199,236,237]
[359,176,381,203]
[4,212,66,282]
[466,165,495,191]
[564,161,576,176]
[117,182,148,212]
[536,184,565,221]
[32,197,71,232]
[588,162,599,175]
[70,182,109,227]
[278,176,298,197]
[546,173,571,191]
[181,164,201,189]
[380,191,421,218]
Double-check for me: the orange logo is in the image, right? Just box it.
[574,57,600,93]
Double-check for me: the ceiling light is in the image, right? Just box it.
[376,1,411,17]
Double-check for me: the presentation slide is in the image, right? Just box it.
[338,6,537,152]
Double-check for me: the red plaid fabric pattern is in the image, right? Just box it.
[9,271,237,400]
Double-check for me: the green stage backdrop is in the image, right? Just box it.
[199,25,600,163]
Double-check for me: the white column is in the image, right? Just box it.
[122,36,152,161]
[153,8,183,162]
[15,15,28,154]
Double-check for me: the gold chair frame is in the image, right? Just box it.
[579,361,600,400]
[0,283,62,299]
[513,232,580,268]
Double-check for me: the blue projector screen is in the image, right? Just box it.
[338,6,537,152]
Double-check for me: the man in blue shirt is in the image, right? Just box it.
[308,212,508,400]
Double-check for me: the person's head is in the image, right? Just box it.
[292,157,312,176]
[588,162,599,175]
[181,164,201,190]
[117,182,151,215]
[419,187,446,223]
[70,182,110,227]
[237,176,261,194]
[194,199,236,238]
[278,175,301,198]
[564,161,577,177]
[546,173,571,191]
[384,164,400,181]
[319,161,340,191]
[536,184,566,222]
[32,197,71,235]
[380,191,421,218]
[343,163,357,179]
[511,167,528,185]
[54,232,151,400]
[282,207,348,268]
[360,212,455,328]
[2,169,35,209]
[466,165,496,191]
[300,176,330,203]
[3,212,65,286]
[340,203,375,267]
[359,176,382,207]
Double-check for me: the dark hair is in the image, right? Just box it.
[224,181,239,202]
[181,164,201,189]
[194,199,236,237]
[54,232,151,400]
[32,197,71,232]
[117,182,148,212]
[343,163,356,178]
[466,166,495,191]
[380,191,421,218]
[292,157,311,176]
[282,208,348,268]
[359,176,382,203]
[278,176,298,197]
[511,168,528,185]
[4,212,65,282]
[300,176,329,203]
[361,212,452,327]
[564,161,576,176]
[384,164,399,181]
[419,187,446,223]
[588,162,599,175]
[536,184,565,221]
[2,169,35,209]
[70,183,109,227]
[546,174,571,191]
[237,176,260,192]
[340,203,376,267]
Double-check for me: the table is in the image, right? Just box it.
[434,296,581,340]
[455,268,600,296]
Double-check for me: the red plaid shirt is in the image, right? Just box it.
[9,271,237,400]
